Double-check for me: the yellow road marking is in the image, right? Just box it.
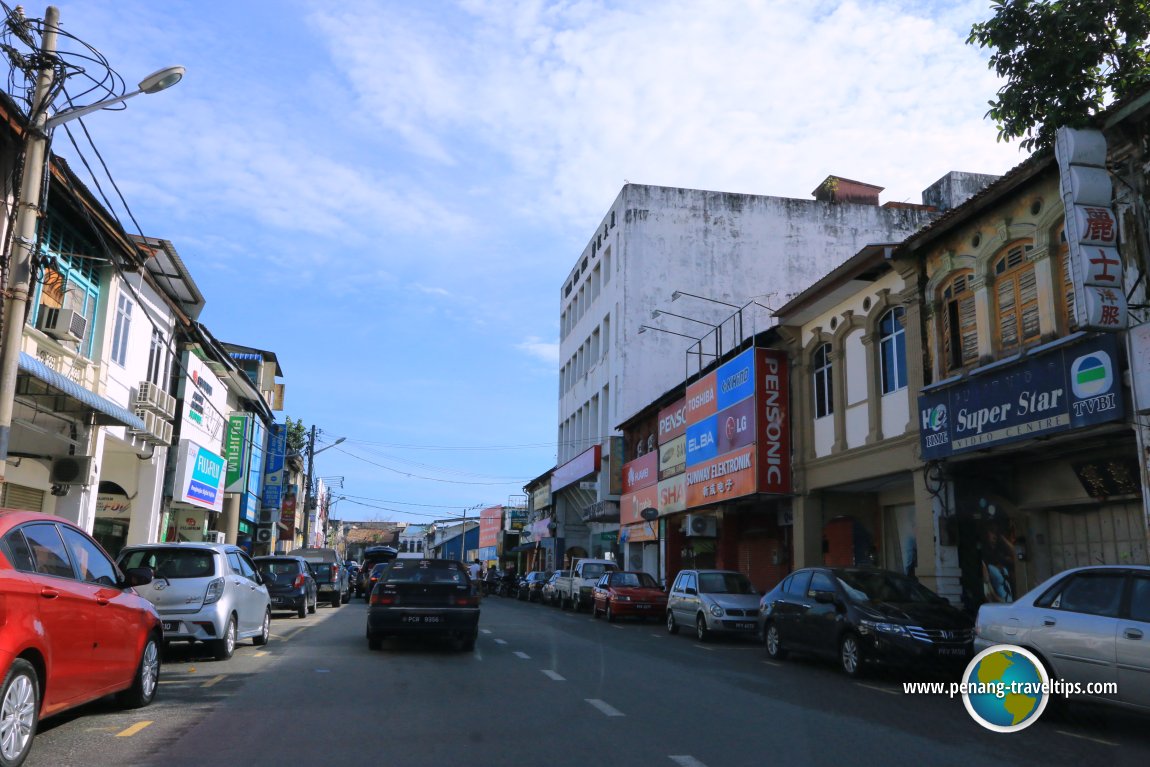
[116,722,152,737]
[201,674,227,688]
[254,651,268,657]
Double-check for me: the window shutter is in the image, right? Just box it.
[1,483,45,512]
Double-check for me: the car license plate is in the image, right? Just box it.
[734,622,755,631]
[635,604,651,609]
[162,621,180,632]
[938,647,968,657]
[402,615,443,624]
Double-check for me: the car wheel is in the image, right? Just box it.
[592,601,601,619]
[367,633,382,651]
[341,590,351,604]
[606,602,617,623]
[212,616,237,661]
[253,610,271,646]
[117,634,161,709]
[308,596,317,614]
[696,614,711,643]
[1,658,38,767]
[666,611,679,635]
[765,623,787,660]
[840,632,864,678]
[297,600,307,619]
[330,593,341,608]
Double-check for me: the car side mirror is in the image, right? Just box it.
[123,566,154,588]
[685,587,698,596]
[813,590,836,605]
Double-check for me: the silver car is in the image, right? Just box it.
[666,569,760,642]
[975,565,1150,713]
[117,543,271,660]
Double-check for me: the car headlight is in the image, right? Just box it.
[859,619,907,636]
[709,604,725,618]
[614,595,632,602]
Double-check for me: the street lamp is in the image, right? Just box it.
[0,5,184,477]
[302,427,345,546]
[671,290,741,308]
[637,325,702,341]
[651,309,719,329]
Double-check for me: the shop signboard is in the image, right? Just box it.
[531,481,551,511]
[622,451,658,494]
[224,414,251,492]
[173,439,227,512]
[552,444,601,491]
[918,334,1124,460]
[658,397,687,444]
[620,482,659,526]
[658,474,686,515]
[179,351,228,447]
[659,435,686,479]
[479,506,503,548]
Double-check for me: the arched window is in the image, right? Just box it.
[812,343,833,418]
[878,307,907,394]
[993,240,1038,351]
[940,270,977,374]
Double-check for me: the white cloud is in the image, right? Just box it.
[516,335,559,365]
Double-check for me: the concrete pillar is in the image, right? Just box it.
[128,446,166,545]
[911,466,942,594]
[791,493,823,569]
[222,493,240,544]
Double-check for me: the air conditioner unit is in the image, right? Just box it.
[154,418,173,446]
[36,306,87,343]
[50,455,93,485]
[255,527,274,544]
[685,513,717,537]
[132,409,159,440]
[203,531,227,544]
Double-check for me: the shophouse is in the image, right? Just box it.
[552,180,941,569]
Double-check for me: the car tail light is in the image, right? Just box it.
[455,595,479,607]
[203,577,224,605]
[293,574,306,589]
[371,592,395,606]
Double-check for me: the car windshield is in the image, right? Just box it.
[836,570,942,604]
[581,564,612,579]
[610,572,658,588]
[120,548,215,579]
[698,572,755,595]
[384,561,466,585]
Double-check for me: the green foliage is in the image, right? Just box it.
[283,416,307,454]
[968,0,1150,152]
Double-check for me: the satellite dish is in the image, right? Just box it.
[640,507,659,521]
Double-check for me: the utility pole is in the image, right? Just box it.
[0,6,58,481]
[301,424,316,546]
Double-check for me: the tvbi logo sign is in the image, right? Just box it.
[921,403,948,449]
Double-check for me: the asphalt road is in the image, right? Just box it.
[24,594,1150,767]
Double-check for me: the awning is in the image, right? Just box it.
[17,352,146,430]
[507,542,538,553]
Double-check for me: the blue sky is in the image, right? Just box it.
[37,0,1027,523]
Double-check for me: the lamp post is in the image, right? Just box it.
[671,291,745,352]
[302,426,345,546]
[0,5,184,480]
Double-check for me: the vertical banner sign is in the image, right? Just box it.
[756,348,791,494]
[261,423,287,518]
[225,414,251,492]
[1055,127,1127,331]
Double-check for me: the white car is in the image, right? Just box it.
[974,565,1150,713]
[118,543,271,660]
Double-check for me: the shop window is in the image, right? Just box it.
[1057,224,1077,332]
[878,307,907,394]
[940,270,977,374]
[993,241,1039,352]
[812,343,833,418]
[110,293,133,367]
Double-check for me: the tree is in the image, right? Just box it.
[968,0,1150,152]
[283,416,307,455]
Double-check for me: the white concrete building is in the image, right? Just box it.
[551,178,951,566]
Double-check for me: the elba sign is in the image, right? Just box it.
[918,334,1124,460]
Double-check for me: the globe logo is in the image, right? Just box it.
[962,645,1050,732]
[1070,351,1112,399]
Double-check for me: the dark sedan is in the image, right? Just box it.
[366,559,480,651]
[759,567,973,677]
[518,571,551,602]
[254,555,318,619]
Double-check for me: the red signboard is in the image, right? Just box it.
[686,444,758,507]
[552,444,602,491]
[686,372,717,422]
[755,348,791,494]
[658,397,688,443]
[478,506,503,548]
[622,451,658,494]
[620,483,659,526]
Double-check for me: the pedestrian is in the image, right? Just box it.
[468,559,483,599]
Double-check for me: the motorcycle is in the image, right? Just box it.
[496,572,519,598]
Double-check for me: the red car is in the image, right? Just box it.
[591,571,667,622]
[0,510,162,767]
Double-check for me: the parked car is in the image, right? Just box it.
[542,570,570,606]
[553,558,619,611]
[975,565,1150,713]
[592,571,667,622]
[117,542,271,660]
[356,545,399,598]
[254,555,318,619]
[518,571,551,602]
[288,547,349,607]
[667,569,759,642]
[0,509,162,767]
[366,558,480,651]
[760,567,973,677]
[363,562,391,598]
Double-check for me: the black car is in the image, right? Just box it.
[357,545,399,598]
[254,555,318,619]
[366,558,480,651]
[518,571,551,602]
[759,567,973,677]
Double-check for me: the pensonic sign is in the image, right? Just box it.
[684,348,791,508]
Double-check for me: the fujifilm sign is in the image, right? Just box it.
[918,335,1123,460]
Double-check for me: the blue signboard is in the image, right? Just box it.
[685,414,718,466]
[918,334,1124,460]
[715,348,756,411]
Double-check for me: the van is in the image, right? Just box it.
[287,547,349,607]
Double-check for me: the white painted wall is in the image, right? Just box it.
[881,388,910,438]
